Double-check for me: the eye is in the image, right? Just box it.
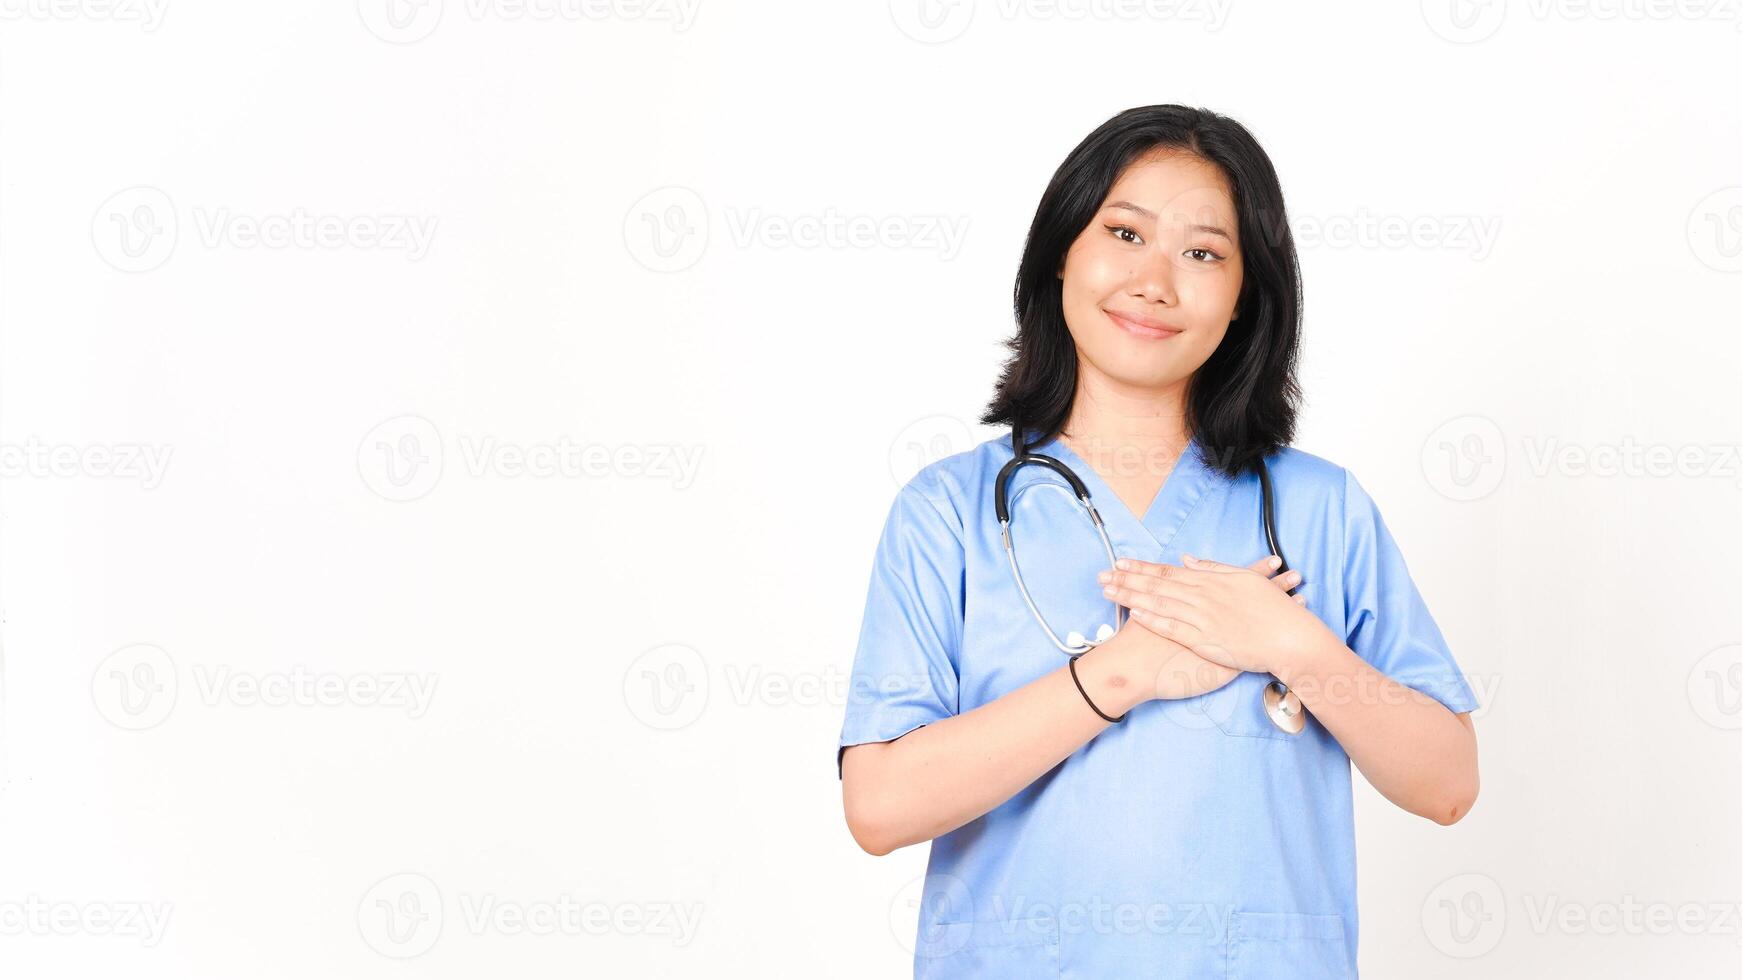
[1107,224,1144,246]
[1184,247,1224,263]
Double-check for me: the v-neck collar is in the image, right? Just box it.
[1029,429,1229,555]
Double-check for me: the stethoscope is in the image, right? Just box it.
[993,429,1306,735]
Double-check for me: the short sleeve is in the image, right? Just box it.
[836,484,965,779]
[1341,469,1479,714]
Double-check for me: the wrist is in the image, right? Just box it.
[1071,636,1149,718]
[1272,629,1351,689]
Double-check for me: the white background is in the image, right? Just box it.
[2,1,1740,977]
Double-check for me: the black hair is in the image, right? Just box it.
[979,104,1303,479]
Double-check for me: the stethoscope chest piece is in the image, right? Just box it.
[1262,680,1306,735]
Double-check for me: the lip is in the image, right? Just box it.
[1104,309,1183,340]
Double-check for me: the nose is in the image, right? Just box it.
[1127,246,1178,306]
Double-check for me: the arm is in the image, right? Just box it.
[841,631,1158,856]
[842,556,1297,856]
[1104,549,1483,828]
[1274,639,1478,825]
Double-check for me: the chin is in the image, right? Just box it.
[1089,359,1180,390]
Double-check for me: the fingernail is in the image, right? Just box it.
[1269,555,1282,569]
[1182,553,1197,563]
[1116,559,1132,570]
[1097,571,1111,583]
[1102,586,1117,597]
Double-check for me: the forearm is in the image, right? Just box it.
[841,639,1148,855]
[1274,635,1479,825]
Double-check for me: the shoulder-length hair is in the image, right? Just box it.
[979,104,1303,479]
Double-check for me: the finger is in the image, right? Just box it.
[1181,553,1242,574]
[1128,606,1207,647]
[1111,557,1186,578]
[1102,559,1202,589]
[1265,569,1304,594]
[1245,554,1295,580]
[1102,569,1203,604]
[1118,557,1216,584]
[1103,582,1201,624]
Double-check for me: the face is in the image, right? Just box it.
[1057,148,1245,394]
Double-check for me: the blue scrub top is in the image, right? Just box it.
[837,429,1479,979]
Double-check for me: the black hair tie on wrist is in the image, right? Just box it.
[1068,654,1127,724]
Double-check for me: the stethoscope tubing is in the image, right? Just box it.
[997,429,1304,733]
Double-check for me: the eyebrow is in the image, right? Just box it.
[1104,200,1235,242]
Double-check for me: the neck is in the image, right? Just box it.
[1059,362,1192,463]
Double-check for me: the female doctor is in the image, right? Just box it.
[837,105,1480,979]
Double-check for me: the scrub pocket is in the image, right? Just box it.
[1207,671,1312,741]
[1225,910,1353,979]
[914,913,1060,979]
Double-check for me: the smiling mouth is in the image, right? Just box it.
[1104,309,1183,340]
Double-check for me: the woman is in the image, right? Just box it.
[836,105,1480,979]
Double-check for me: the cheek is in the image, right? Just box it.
[1177,270,1242,323]
[1185,325,1231,364]
[1062,246,1125,300]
